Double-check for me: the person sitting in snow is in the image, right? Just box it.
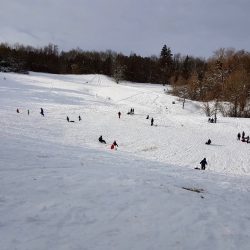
[111,140,118,150]
[205,139,211,145]
[99,135,106,144]
[200,158,207,170]
[246,136,249,143]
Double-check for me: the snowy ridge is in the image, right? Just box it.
[0,72,250,250]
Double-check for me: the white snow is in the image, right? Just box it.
[0,72,250,250]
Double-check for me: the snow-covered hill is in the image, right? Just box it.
[1,72,250,250]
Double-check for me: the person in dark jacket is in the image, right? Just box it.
[151,117,154,126]
[118,111,121,119]
[79,115,81,121]
[16,108,20,113]
[200,158,207,170]
[205,139,211,145]
[99,135,106,144]
[67,116,69,122]
[146,115,149,119]
[242,131,245,139]
[27,109,30,115]
[40,108,44,116]
[246,136,249,143]
[237,132,241,140]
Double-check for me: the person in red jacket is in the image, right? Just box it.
[111,140,118,150]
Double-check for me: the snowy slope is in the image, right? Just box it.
[0,72,250,250]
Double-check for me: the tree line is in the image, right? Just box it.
[0,43,250,117]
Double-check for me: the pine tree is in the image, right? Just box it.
[159,45,173,84]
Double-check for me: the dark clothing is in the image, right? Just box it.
[79,116,81,121]
[200,158,207,170]
[113,141,118,147]
[151,118,154,126]
[67,116,69,122]
[242,131,245,138]
[99,136,106,144]
[27,110,30,115]
[16,109,19,113]
[237,133,241,140]
[205,139,211,145]
[118,112,121,119]
[146,115,149,119]
[40,108,44,116]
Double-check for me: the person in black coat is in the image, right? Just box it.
[237,132,241,140]
[99,135,106,144]
[40,108,44,116]
[200,158,207,170]
[67,116,69,122]
[151,117,154,126]
[205,139,211,145]
[79,115,81,121]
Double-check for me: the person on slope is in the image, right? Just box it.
[146,115,149,119]
[111,140,118,150]
[242,131,245,139]
[118,111,121,119]
[79,115,82,121]
[99,135,106,144]
[237,132,241,140]
[40,108,44,117]
[16,108,20,113]
[200,158,207,170]
[205,139,211,145]
[151,117,154,126]
[66,116,70,122]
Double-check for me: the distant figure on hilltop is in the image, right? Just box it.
[40,108,44,117]
[200,158,207,170]
[118,111,121,119]
[99,135,106,144]
[237,132,241,140]
[151,117,154,126]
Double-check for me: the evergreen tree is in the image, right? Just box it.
[159,44,173,84]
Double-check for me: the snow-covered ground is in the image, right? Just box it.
[0,72,250,250]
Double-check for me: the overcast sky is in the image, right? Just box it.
[0,0,250,58]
